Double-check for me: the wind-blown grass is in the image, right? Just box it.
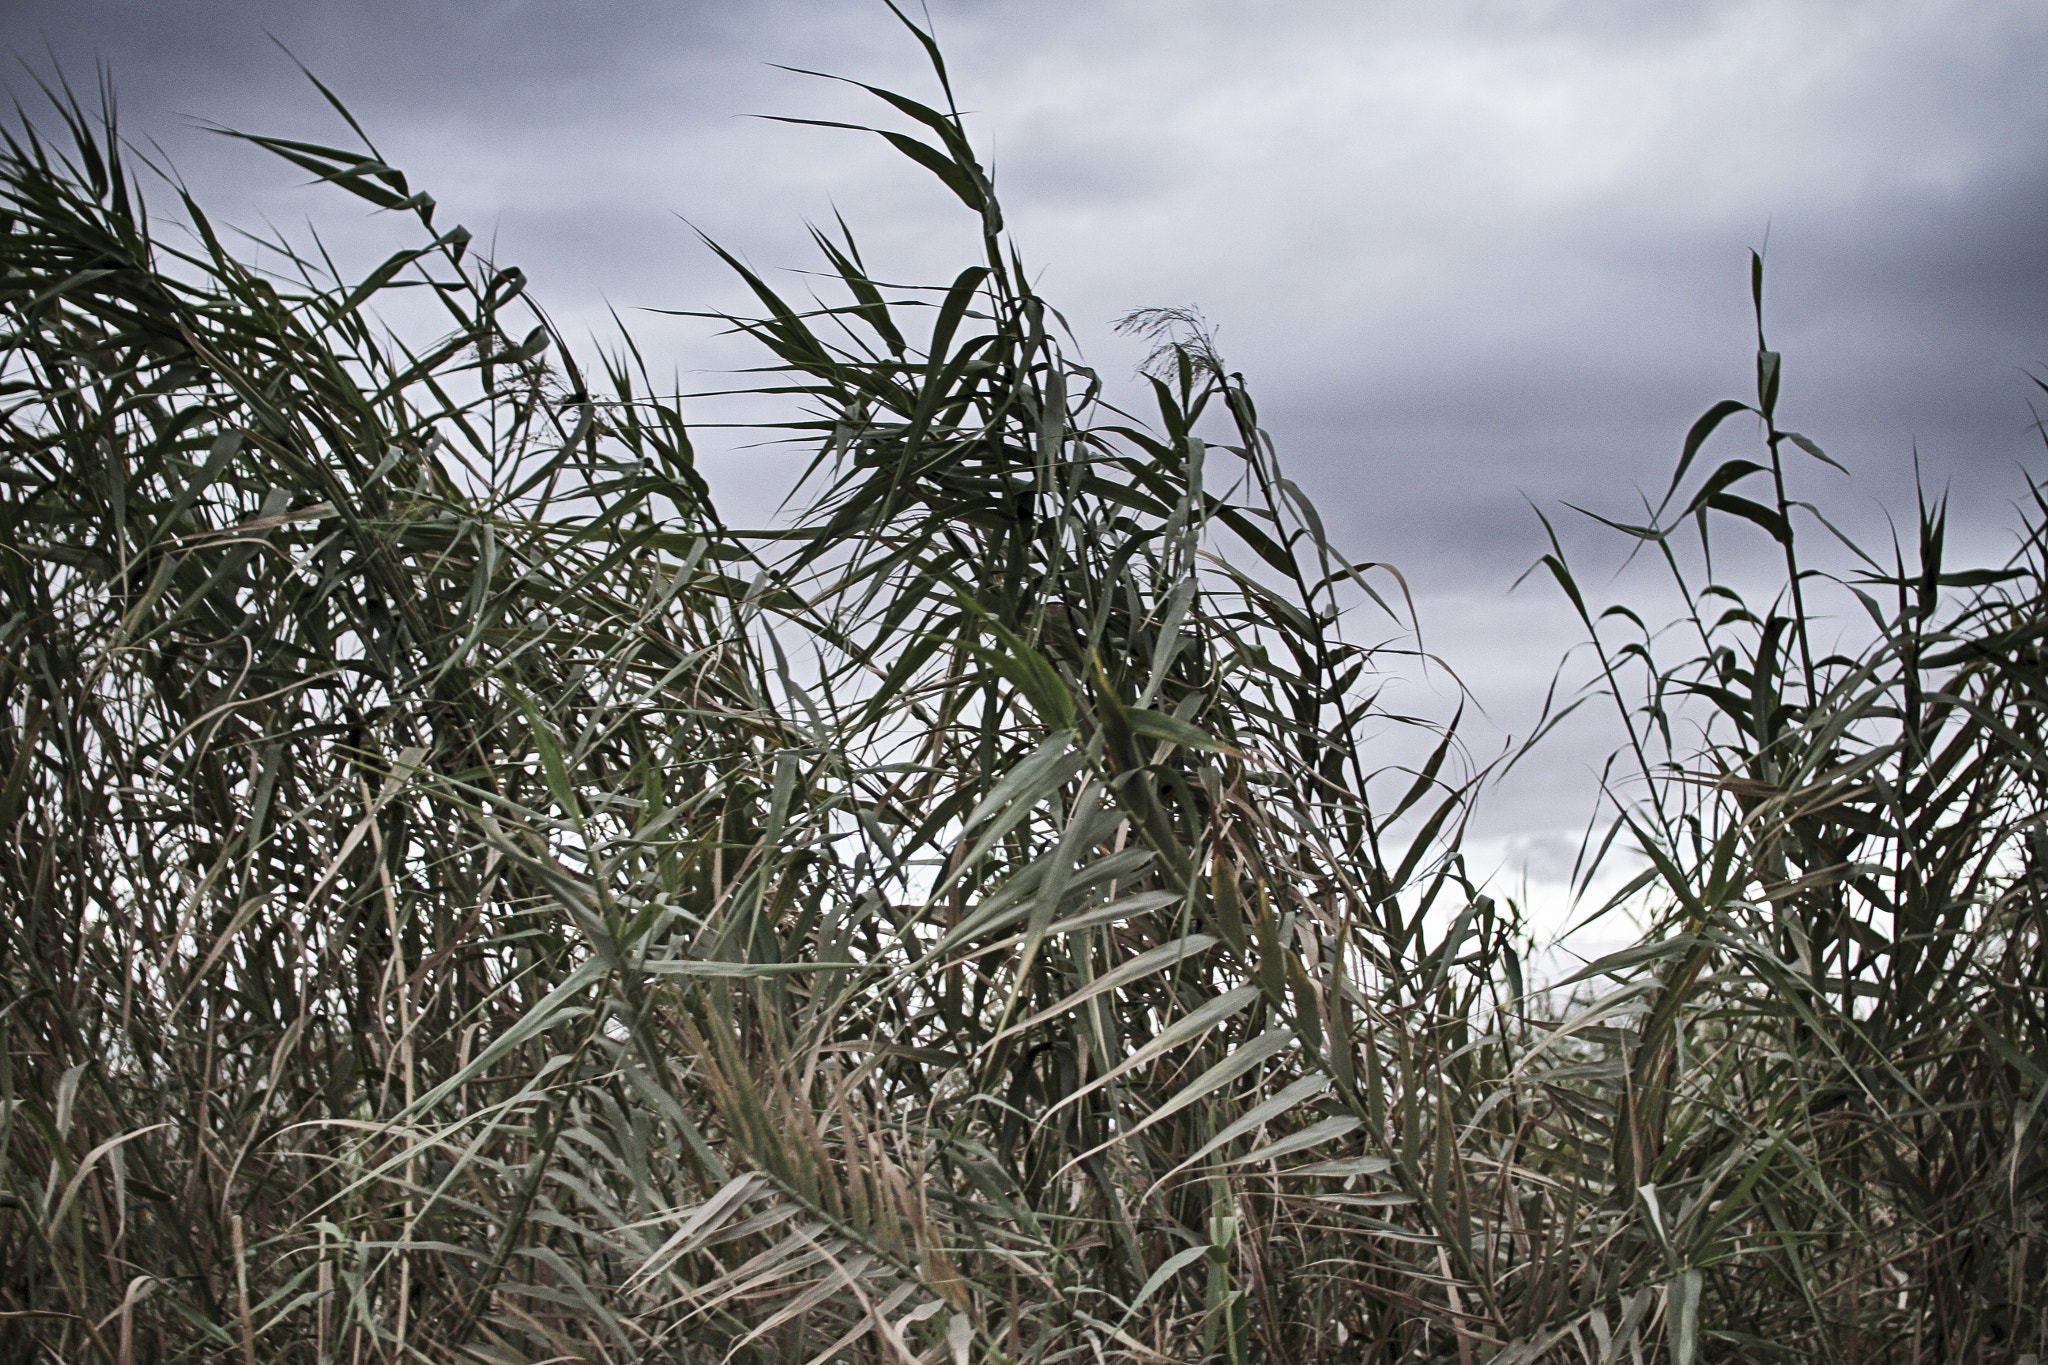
[0,17,2040,1364]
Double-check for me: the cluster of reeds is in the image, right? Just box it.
[0,17,2040,1363]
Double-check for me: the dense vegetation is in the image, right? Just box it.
[2,22,2043,1363]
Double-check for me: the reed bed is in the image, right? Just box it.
[1,17,2041,1362]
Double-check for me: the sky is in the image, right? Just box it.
[10,0,2048,941]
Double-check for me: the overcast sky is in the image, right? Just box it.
[11,0,2047,935]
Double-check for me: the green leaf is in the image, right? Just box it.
[1662,399,1753,513]
[1552,935,1702,989]
[1704,492,1792,545]
[997,934,1218,1040]
[1221,1114,1361,1167]
[1671,1269,1702,1365]
[1069,1029,1297,1168]
[1782,430,1847,473]
[1042,985,1262,1122]
[642,960,857,978]
[1125,708,1230,754]
[1150,1074,1333,1191]
[1281,1156,1393,1179]
[1118,1245,1208,1327]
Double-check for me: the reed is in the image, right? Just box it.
[0,14,2039,1361]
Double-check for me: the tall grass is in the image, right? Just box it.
[0,18,2041,1363]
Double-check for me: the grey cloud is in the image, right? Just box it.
[9,0,2045,898]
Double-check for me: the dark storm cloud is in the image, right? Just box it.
[13,0,756,106]
[10,0,2045,925]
